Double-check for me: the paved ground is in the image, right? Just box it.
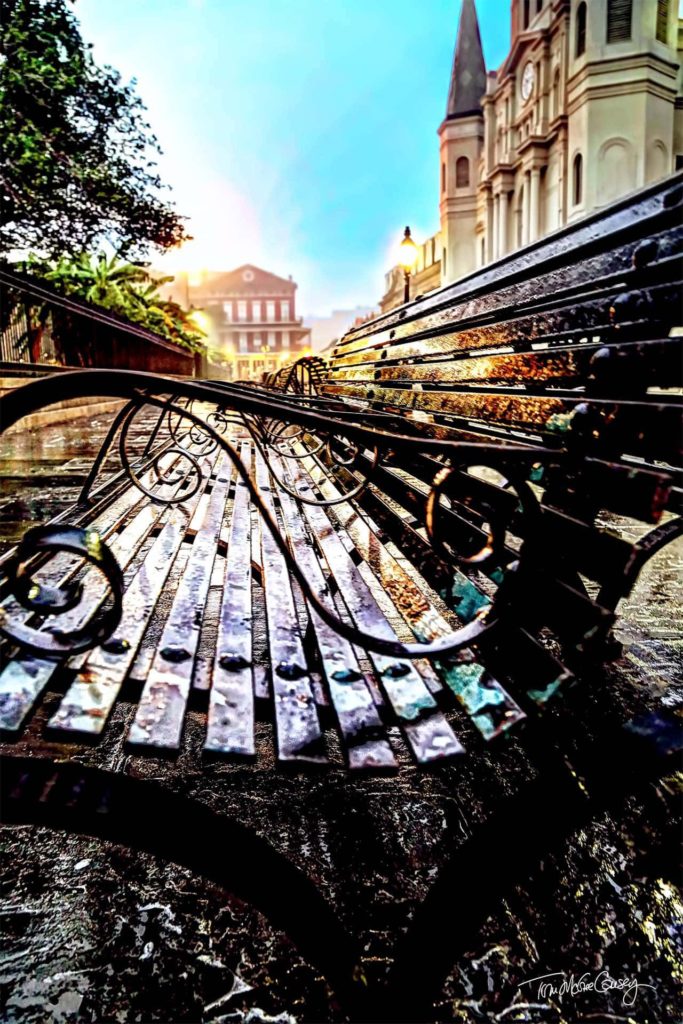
[0,410,680,1024]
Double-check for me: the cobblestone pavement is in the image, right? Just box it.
[0,410,680,1024]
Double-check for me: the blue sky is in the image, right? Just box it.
[77,0,510,315]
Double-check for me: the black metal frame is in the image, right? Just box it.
[1,176,682,1021]
[0,365,569,663]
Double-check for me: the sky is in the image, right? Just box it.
[77,0,511,316]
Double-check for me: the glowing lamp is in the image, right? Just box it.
[398,226,418,304]
[187,308,210,334]
[398,226,419,271]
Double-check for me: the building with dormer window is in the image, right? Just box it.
[176,265,311,380]
[381,0,683,310]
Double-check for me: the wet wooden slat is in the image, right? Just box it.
[0,452,217,733]
[347,476,574,710]
[37,460,212,736]
[0,463,167,623]
[329,337,683,389]
[328,277,682,370]
[333,186,683,357]
[283,454,464,763]
[204,442,255,758]
[296,448,527,742]
[127,455,233,751]
[47,513,196,736]
[322,383,683,464]
[273,455,397,771]
[254,449,327,766]
[0,503,164,734]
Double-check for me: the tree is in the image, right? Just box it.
[24,252,206,356]
[0,0,190,259]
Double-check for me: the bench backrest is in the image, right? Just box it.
[311,174,683,671]
[324,172,683,506]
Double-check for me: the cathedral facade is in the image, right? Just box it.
[382,0,683,309]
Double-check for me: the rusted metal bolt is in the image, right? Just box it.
[632,238,658,269]
[160,646,191,663]
[331,667,363,683]
[276,661,307,680]
[383,662,411,678]
[102,638,130,655]
[219,652,250,672]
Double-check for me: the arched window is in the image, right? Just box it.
[656,0,670,43]
[607,0,632,42]
[456,156,470,188]
[441,162,446,193]
[575,2,587,56]
[573,153,583,206]
[552,67,561,119]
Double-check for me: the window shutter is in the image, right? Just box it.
[656,0,669,43]
[575,3,587,56]
[607,0,632,43]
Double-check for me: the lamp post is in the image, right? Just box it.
[399,225,419,304]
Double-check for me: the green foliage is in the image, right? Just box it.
[0,0,189,258]
[25,252,207,353]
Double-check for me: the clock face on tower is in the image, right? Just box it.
[521,61,535,102]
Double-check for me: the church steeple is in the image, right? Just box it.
[445,0,487,120]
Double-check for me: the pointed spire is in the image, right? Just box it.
[445,0,487,120]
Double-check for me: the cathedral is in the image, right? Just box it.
[381,0,683,310]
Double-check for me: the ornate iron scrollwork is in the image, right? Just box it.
[0,524,124,656]
[425,463,542,567]
[0,368,559,659]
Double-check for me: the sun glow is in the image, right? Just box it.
[156,174,264,278]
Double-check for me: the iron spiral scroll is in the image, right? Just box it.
[0,365,557,660]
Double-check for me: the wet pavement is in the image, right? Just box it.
[0,413,121,555]
[0,409,681,1023]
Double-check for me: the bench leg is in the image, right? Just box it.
[382,730,678,1022]
[0,756,371,1021]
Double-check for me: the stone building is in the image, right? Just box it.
[186,265,311,381]
[381,0,683,308]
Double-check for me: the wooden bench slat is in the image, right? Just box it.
[127,454,233,751]
[0,502,164,733]
[329,272,682,368]
[329,337,683,391]
[322,383,682,466]
[336,190,682,351]
[283,453,465,761]
[49,455,217,737]
[297,449,527,742]
[204,441,255,758]
[344,478,574,710]
[353,452,643,588]
[0,460,171,627]
[48,510,199,736]
[272,455,398,771]
[254,449,327,766]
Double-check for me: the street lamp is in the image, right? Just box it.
[398,225,419,304]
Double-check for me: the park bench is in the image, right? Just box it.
[0,172,681,1020]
